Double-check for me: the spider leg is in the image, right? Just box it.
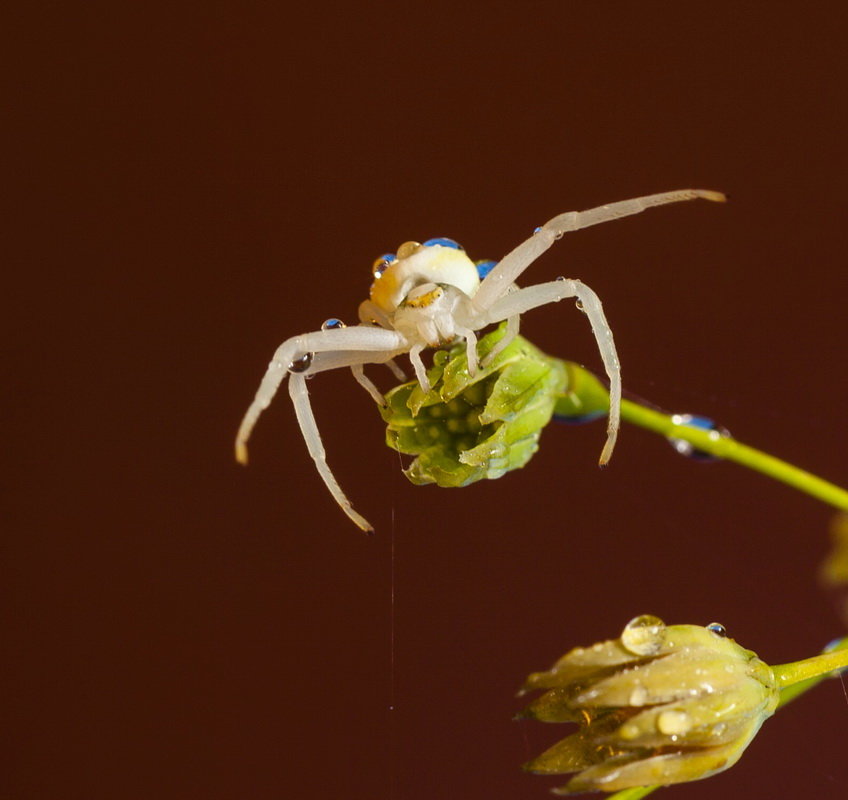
[409,344,430,392]
[386,359,406,381]
[471,279,621,466]
[288,372,374,533]
[473,189,725,310]
[355,300,406,386]
[454,326,479,375]
[307,349,404,374]
[351,364,386,405]
[358,299,392,328]
[480,314,520,367]
[235,326,405,464]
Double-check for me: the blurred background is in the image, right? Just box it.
[7,3,848,798]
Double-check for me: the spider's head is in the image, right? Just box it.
[368,238,481,314]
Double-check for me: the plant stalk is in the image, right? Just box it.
[619,398,848,511]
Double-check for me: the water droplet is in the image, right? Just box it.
[575,299,585,313]
[667,413,730,461]
[621,614,666,656]
[422,237,463,250]
[657,710,692,736]
[288,352,314,373]
[533,226,542,234]
[396,241,421,259]
[321,318,346,330]
[628,685,648,706]
[555,275,567,282]
[475,259,497,279]
[706,622,727,637]
[620,723,640,740]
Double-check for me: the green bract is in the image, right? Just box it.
[380,324,610,487]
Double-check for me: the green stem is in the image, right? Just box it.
[619,398,848,511]
[773,637,848,694]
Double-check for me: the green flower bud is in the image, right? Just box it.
[380,324,606,487]
[517,615,780,794]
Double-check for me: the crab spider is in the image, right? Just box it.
[235,189,726,532]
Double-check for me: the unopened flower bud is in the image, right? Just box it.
[380,324,569,486]
[518,615,780,794]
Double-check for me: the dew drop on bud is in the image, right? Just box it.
[628,685,648,706]
[621,614,666,656]
[706,622,727,637]
[620,723,640,740]
[288,352,314,373]
[321,318,346,330]
[657,709,693,736]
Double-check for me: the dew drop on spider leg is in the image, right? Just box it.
[667,413,731,461]
[321,318,346,330]
[288,352,314,373]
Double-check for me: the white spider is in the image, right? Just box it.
[235,189,725,532]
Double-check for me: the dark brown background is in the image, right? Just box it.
[7,3,848,799]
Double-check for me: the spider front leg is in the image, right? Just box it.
[472,189,725,310]
[235,325,406,464]
[470,279,621,466]
[236,326,406,532]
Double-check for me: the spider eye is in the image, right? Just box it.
[475,259,497,280]
[422,237,463,250]
[372,253,396,279]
